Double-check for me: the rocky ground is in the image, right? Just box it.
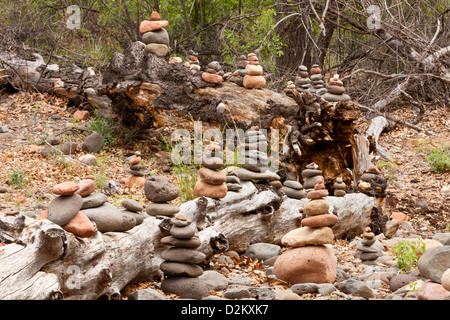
[0,91,449,300]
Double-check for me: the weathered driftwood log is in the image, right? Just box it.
[0,181,383,299]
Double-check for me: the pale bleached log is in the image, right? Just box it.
[0,181,381,300]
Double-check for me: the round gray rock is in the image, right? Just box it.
[418,245,450,282]
[244,243,282,262]
[144,176,179,202]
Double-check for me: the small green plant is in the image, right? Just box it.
[376,160,398,180]
[425,146,450,173]
[7,168,27,189]
[172,164,198,203]
[391,238,426,272]
[89,112,118,147]
[94,155,109,189]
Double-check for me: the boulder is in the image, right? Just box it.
[418,245,450,282]
[273,245,337,284]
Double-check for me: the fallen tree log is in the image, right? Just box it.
[0,181,383,299]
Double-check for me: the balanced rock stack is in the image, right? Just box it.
[40,181,96,238]
[301,163,325,192]
[273,180,337,284]
[160,213,209,299]
[243,53,266,89]
[323,74,351,102]
[140,11,170,57]
[186,50,201,74]
[309,64,327,95]
[230,54,248,87]
[295,65,311,93]
[358,165,387,197]
[126,152,149,178]
[354,227,383,263]
[144,176,181,217]
[201,61,224,85]
[281,180,307,200]
[333,177,347,197]
[242,128,270,173]
[232,128,281,183]
[194,141,227,199]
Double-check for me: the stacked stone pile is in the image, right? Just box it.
[295,65,311,93]
[243,53,266,89]
[354,227,383,263]
[126,151,150,178]
[301,163,325,192]
[40,179,140,235]
[201,61,224,85]
[273,180,337,284]
[140,11,170,57]
[194,141,228,199]
[185,50,201,74]
[333,177,347,197]
[323,74,351,102]
[281,180,307,200]
[309,64,327,95]
[160,213,209,299]
[144,176,180,217]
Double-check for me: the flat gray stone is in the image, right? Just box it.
[161,247,206,264]
[161,276,209,299]
[81,202,136,232]
[198,270,229,291]
[47,194,83,226]
[81,193,108,209]
[121,199,143,212]
[145,202,180,216]
[127,288,169,300]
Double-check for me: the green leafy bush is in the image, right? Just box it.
[7,168,27,189]
[89,113,118,147]
[425,146,450,173]
[391,238,426,272]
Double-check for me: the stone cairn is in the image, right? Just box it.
[235,54,249,87]
[243,53,266,89]
[40,181,95,238]
[358,164,387,197]
[309,64,327,95]
[201,61,224,86]
[281,180,307,200]
[295,65,311,93]
[323,74,351,102]
[242,127,270,173]
[301,162,325,193]
[194,140,228,199]
[126,151,149,179]
[160,213,209,299]
[144,176,181,217]
[140,11,170,58]
[185,50,201,74]
[273,179,337,284]
[41,179,140,235]
[355,227,383,263]
[333,177,347,197]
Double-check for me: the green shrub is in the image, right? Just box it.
[391,238,426,272]
[7,168,27,189]
[89,113,118,147]
[425,147,450,173]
